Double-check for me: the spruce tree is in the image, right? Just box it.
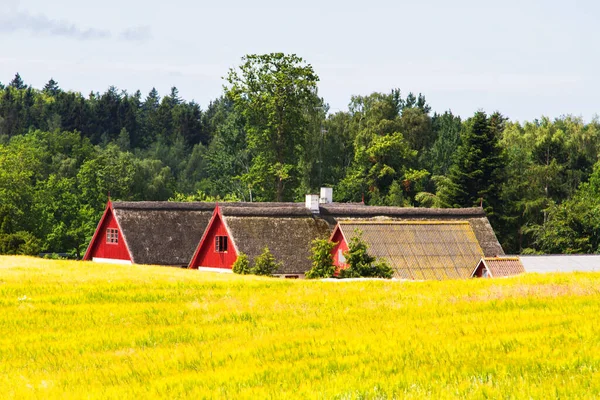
[43,78,60,96]
[440,111,505,219]
[9,73,26,90]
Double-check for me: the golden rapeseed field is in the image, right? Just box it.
[1,256,600,399]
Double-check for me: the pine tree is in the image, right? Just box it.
[9,73,26,90]
[43,78,60,96]
[168,87,181,106]
[440,111,505,219]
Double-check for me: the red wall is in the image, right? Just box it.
[87,210,131,261]
[331,228,349,274]
[191,215,237,269]
[473,263,488,278]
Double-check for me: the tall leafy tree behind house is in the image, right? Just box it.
[426,111,462,176]
[225,53,321,201]
[336,90,431,205]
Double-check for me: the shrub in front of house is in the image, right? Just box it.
[306,238,336,279]
[232,253,251,275]
[251,247,281,276]
[339,231,394,279]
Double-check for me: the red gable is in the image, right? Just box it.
[188,205,238,269]
[330,224,349,275]
[83,201,132,263]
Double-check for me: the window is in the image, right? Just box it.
[215,236,228,252]
[338,249,346,264]
[106,228,118,244]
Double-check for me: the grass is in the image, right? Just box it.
[1,256,600,399]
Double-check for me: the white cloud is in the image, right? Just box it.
[119,26,152,42]
[0,10,152,42]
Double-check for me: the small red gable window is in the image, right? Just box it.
[106,228,119,244]
[215,236,228,252]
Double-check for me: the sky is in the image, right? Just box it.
[1,0,599,122]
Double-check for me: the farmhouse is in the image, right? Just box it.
[471,257,525,278]
[83,189,504,279]
[83,201,214,266]
[331,220,483,280]
[187,204,330,277]
[320,204,504,256]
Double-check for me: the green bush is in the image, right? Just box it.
[306,238,336,279]
[232,253,251,275]
[251,247,281,276]
[339,230,393,279]
[0,231,41,255]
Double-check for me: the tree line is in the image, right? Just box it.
[1,53,600,257]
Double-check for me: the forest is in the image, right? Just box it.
[1,53,600,257]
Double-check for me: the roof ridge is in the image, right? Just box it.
[338,220,470,225]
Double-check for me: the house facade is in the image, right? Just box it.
[188,204,331,277]
[330,220,487,280]
[471,257,525,278]
[83,201,214,266]
[83,201,132,264]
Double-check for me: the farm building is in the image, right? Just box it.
[330,219,496,280]
[83,189,504,279]
[471,257,525,278]
[520,255,600,273]
[319,204,504,257]
[83,201,214,266]
[187,204,330,277]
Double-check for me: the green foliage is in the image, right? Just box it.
[426,111,462,175]
[251,247,282,276]
[339,230,393,279]
[225,53,321,201]
[232,253,251,275]
[0,231,40,255]
[305,238,336,279]
[169,190,240,202]
[439,111,505,223]
[3,68,600,256]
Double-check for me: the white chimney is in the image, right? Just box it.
[319,187,333,204]
[305,194,320,213]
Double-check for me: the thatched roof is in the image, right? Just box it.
[321,204,503,257]
[221,204,311,217]
[114,201,215,211]
[222,209,330,275]
[337,221,485,280]
[320,204,486,218]
[112,202,213,266]
[106,200,503,269]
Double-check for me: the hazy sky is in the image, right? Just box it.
[1,0,598,122]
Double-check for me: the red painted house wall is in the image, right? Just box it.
[330,227,349,274]
[473,262,489,278]
[189,213,237,269]
[84,205,131,262]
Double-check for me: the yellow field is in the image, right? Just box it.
[1,256,600,399]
